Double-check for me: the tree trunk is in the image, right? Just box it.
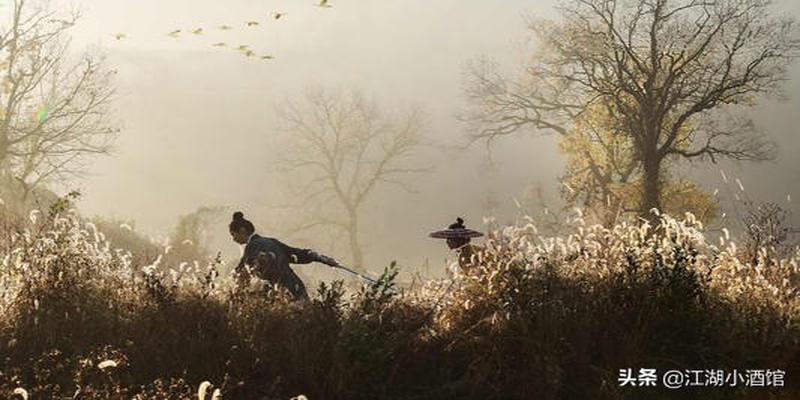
[641,147,662,225]
[347,212,364,272]
[0,134,9,166]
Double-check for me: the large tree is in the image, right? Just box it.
[0,0,117,204]
[559,101,718,226]
[463,0,798,221]
[275,87,428,271]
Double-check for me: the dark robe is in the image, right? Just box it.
[236,233,316,300]
[456,244,485,272]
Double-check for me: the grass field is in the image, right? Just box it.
[0,208,797,399]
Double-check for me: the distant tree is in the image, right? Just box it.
[0,0,118,203]
[165,206,226,267]
[463,0,799,222]
[275,87,428,271]
[170,206,225,251]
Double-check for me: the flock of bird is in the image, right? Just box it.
[111,0,334,62]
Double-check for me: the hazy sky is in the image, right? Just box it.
[41,0,800,274]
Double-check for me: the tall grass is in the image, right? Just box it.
[0,207,797,399]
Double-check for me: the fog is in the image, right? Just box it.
[47,0,800,276]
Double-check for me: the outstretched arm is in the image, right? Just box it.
[279,241,338,266]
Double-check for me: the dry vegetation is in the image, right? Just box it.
[0,201,797,399]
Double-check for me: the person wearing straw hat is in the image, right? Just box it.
[229,211,339,300]
[429,217,485,273]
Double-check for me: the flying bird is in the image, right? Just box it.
[272,12,287,20]
[192,28,203,35]
[113,33,126,40]
[236,44,250,51]
[246,21,260,27]
[242,50,255,57]
[316,0,332,8]
[167,30,181,38]
[260,55,275,60]
[217,25,233,30]
[212,42,226,47]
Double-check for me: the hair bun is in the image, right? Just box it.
[233,211,244,221]
[449,217,465,230]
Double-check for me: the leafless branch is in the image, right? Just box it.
[272,87,430,269]
[0,0,117,199]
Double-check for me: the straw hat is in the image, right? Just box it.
[429,217,484,239]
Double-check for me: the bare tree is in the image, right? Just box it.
[275,87,428,271]
[463,0,799,221]
[0,0,117,203]
[738,200,797,264]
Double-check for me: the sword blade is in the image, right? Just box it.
[334,264,378,284]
